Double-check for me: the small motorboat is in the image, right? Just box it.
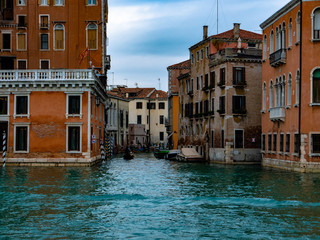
[123,148,134,160]
[176,148,205,162]
[154,148,169,159]
[164,149,181,161]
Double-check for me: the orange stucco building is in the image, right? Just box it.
[260,0,320,172]
[167,60,190,149]
[0,0,109,166]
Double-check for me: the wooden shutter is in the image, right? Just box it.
[38,0,41,5]
[242,67,246,83]
[88,29,96,49]
[85,0,88,5]
[18,34,25,50]
[47,0,50,5]
[55,29,63,49]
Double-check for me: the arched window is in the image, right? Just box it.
[282,75,286,107]
[289,18,293,47]
[287,73,292,106]
[263,35,267,60]
[296,11,301,42]
[263,82,266,111]
[54,24,64,50]
[270,80,273,108]
[270,30,274,53]
[313,8,320,40]
[275,27,279,51]
[87,23,98,50]
[282,22,286,49]
[296,70,300,104]
[275,78,279,107]
[312,69,320,103]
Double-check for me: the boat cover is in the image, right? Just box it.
[180,148,202,158]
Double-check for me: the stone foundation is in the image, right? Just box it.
[263,158,320,173]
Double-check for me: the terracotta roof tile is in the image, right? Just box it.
[211,29,262,40]
[168,60,191,69]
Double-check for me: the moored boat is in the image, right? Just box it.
[176,148,205,162]
[164,149,181,161]
[154,148,169,159]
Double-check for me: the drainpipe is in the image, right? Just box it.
[298,0,302,159]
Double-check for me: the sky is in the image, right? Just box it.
[107,0,290,91]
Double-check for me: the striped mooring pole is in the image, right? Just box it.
[100,140,105,161]
[3,130,6,167]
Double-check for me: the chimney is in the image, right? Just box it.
[203,25,208,40]
[233,23,240,39]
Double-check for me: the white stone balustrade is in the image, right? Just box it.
[269,107,285,121]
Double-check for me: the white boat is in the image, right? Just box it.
[176,148,205,162]
[164,149,181,160]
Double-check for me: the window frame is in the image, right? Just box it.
[18,0,26,6]
[53,23,65,51]
[86,23,98,50]
[14,93,30,119]
[234,129,244,149]
[66,123,82,153]
[66,93,83,119]
[16,32,27,51]
[40,59,50,69]
[312,8,320,41]
[17,59,27,69]
[14,123,30,153]
[310,133,320,156]
[39,15,50,29]
[311,68,320,105]
[40,33,49,50]
[87,0,97,6]
[54,0,64,6]
[0,95,9,116]
[136,102,143,109]
[2,31,12,51]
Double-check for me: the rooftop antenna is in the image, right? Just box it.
[135,82,138,88]
[158,78,161,90]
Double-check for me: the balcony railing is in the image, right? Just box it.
[269,48,286,67]
[269,107,285,121]
[0,69,100,83]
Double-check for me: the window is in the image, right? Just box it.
[18,16,26,27]
[54,24,64,50]
[120,111,124,128]
[296,12,301,42]
[40,34,48,50]
[268,134,272,151]
[204,74,209,88]
[219,68,225,86]
[87,0,96,5]
[287,74,292,106]
[270,30,274,54]
[294,134,299,153]
[280,134,284,152]
[233,67,245,85]
[263,35,267,60]
[312,134,320,153]
[0,97,8,115]
[160,132,164,141]
[40,0,48,5]
[191,54,194,64]
[296,70,300,105]
[262,134,266,151]
[286,134,290,153]
[15,126,28,152]
[87,23,97,50]
[159,115,164,124]
[126,112,129,128]
[16,96,28,115]
[221,130,225,148]
[232,96,246,114]
[159,102,165,109]
[288,18,292,47]
[211,98,214,112]
[68,95,81,115]
[55,0,63,5]
[200,49,203,60]
[196,77,199,90]
[40,60,49,69]
[196,51,199,61]
[137,115,142,124]
[40,15,49,29]
[273,133,277,152]
[18,0,26,5]
[312,69,320,103]
[210,71,215,87]
[2,33,11,50]
[211,130,214,148]
[17,60,27,69]
[219,96,225,114]
[235,130,244,148]
[313,8,320,40]
[206,46,209,58]
[67,126,81,152]
[263,83,266,111]
[270,81,273,108]
[136,102,142,109]
[147,103,156,109]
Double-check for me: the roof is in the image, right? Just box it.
[211,29,262,41]
[110,87,168,100]
[167,60,191,70]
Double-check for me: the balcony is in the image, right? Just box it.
[269,107,285,121]
[269,49,286,67]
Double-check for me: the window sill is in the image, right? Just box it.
[261,110,266,114]
[67,151,82,154]
[14,150,29,154]
[311,39,320,42]
[285,105,291,109]
[310,103,320,107]
[292,153,299,157]
[284,152,290,156]
[14,114,30,119]
[293,104,299,108]
[295,41,300,46]
[66,114,82,119]
[309,153,320,157]
[287,46,292,50]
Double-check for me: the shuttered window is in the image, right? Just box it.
[17,33,26,50]
[54,24,64,50]
[87,23,97,49]
[313,69,320,103]
[314,9,320,39]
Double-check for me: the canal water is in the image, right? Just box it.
[1,153,320,239]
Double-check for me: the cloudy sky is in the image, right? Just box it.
[107,0,289,91]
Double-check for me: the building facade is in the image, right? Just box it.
[110,87,168,148]
[0,0,109,166]
[179,24,262,163]
[167,60,190,149]
[260,0,320,172]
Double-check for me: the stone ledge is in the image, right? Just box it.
[263,157,320,173]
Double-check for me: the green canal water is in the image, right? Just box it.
[1,153,320,239]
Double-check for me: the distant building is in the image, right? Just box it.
[167,60,190,149]
[128,124,146,147]
[260,0,320,172]
[110,87,168,148]
[105,91,129,153]
[179,24,262,163]
[0,0,109,166]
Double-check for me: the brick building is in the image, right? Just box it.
[179,24,262,163]
[260,0,320,172]
[0,0,109,166]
